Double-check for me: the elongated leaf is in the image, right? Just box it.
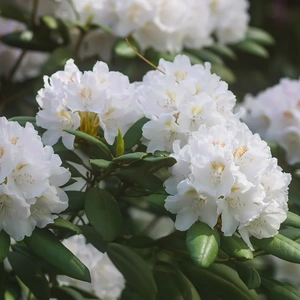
[221,234,253,260]
[186,222,220,268]
[123,117,149,150]
[107,243,157,300]
[210,64,236,83]
[0,230,10,263]
[279,228,300,240]
[126,236,154,248]
[283,211,300,228]
[209,44,236,59]
[113,152,147,165]
[251,234,300,263]
[261,276,300,300]
[246,27,275,45]
[1,31,58,51]
[63,191,86,213]
[85,187,122,241]
[8,252,49,300]
[235,263,261,290]
[235,41,269,58]
[0,263,5,300]
[58,150,84,165]
[8,116,36,126]
[51,286,84,300]
[154,263,200,300]
[182,51,204,65]
[80,225,107,252]
[195,49,224,64]
[181,263,258,300]
[90,158,115,170]
[0,3,31,23]
[24,228,91,282]
[64,129,113,160]
[47,217,81,234]
[147,194,167,210]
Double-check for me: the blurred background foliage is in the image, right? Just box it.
[1,0,300,118]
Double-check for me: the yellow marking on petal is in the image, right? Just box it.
[174,70,188,81]
[10,137,19,145]
[231,186,240,192]
[283,110,294,119]
[191,105,203,115]
[211,161,225,172]
[165,90,176,102]
[234,145,248,159]
[0,146,4,158]
[212,141,226,147]
[16,163,28,171]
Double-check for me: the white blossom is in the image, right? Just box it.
[241,78,300,165]
[58,235,125,300]
[0,117,70,241]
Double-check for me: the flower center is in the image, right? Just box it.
[78,111,100,138]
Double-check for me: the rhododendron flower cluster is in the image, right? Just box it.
[36,54,291,249]
[241,78,300,165]
[36,59,142,149]
[0,117,70,241]
[58,235,125,300]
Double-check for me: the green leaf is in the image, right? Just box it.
[251,233,300,263]
[283,211,300,228]
[142,156,177,172]
[112,152,147,165]
[64,129,113,160]
[80,225,107,253]
[126,236,154,248]
[115,39,137,58]
[85,187,122,241]
[116,129,125,157]
[235,40,269,58]
[51,286,84,300]
[90,158,115,170]
[8,116,36,126]
[182,51,204,65]
[8,251,50,300]
[261,276,300,300]
[107,243,157,300]
[63,191,86,213]
[58,150,84,165]
[147,194,167,210]
[210,64,236,83]
[0,230,10,263]
[221,234,253,260]
[24,228,91,282]
[181,263,258,300]
[0,3,31,24]
[235,263,261,290]
[154,263,200,300]
[123,117,149,150]
[1,31,58,51]
[0,263,4,300]
[208,44,236,59]
[246,27,275,45]
[279,228,300,240]
[47,217,82,234]
[186,222,220,268]
[193,49,224,65]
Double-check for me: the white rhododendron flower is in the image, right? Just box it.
[241,78,300,165]
[138,55,237,153]
[0,117,70,241]
[58,235,125,300]
[36,59,143,149]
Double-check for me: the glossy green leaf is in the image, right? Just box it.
[58,150,84,165]
[154,263,200,300]
[246,27,275,45]
[116,129,125,157]
[221,234,253,260]
[85,187,122,241]
[51,286,84,300]
[115,39,137,58]
[8,116,36,126]
[235,40,269,58]
[63,191,86,213]
[123,117,149,150]
[24,228,91,282]
[8,251,49,300]
[261,276,300,300]
[186,222,220,268]
[0,230,10,263]
[181,263,258,300]
[147,194,167,210]
[279,227,300,240]
[209,44,236,59]
[0,263,4,300]
[235,263,261,290]
[90,158,115,170]
[194,49,224,64]
[283,211,300,228]
[210,64,236,83]
[64,129,113,160]
[251,233,300,263]
[107,243,157,300]
[112,152,147,165]
[47,217,82,234]
[80,225,107,253]
[0,3,30,24]
[1,31,58,51]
